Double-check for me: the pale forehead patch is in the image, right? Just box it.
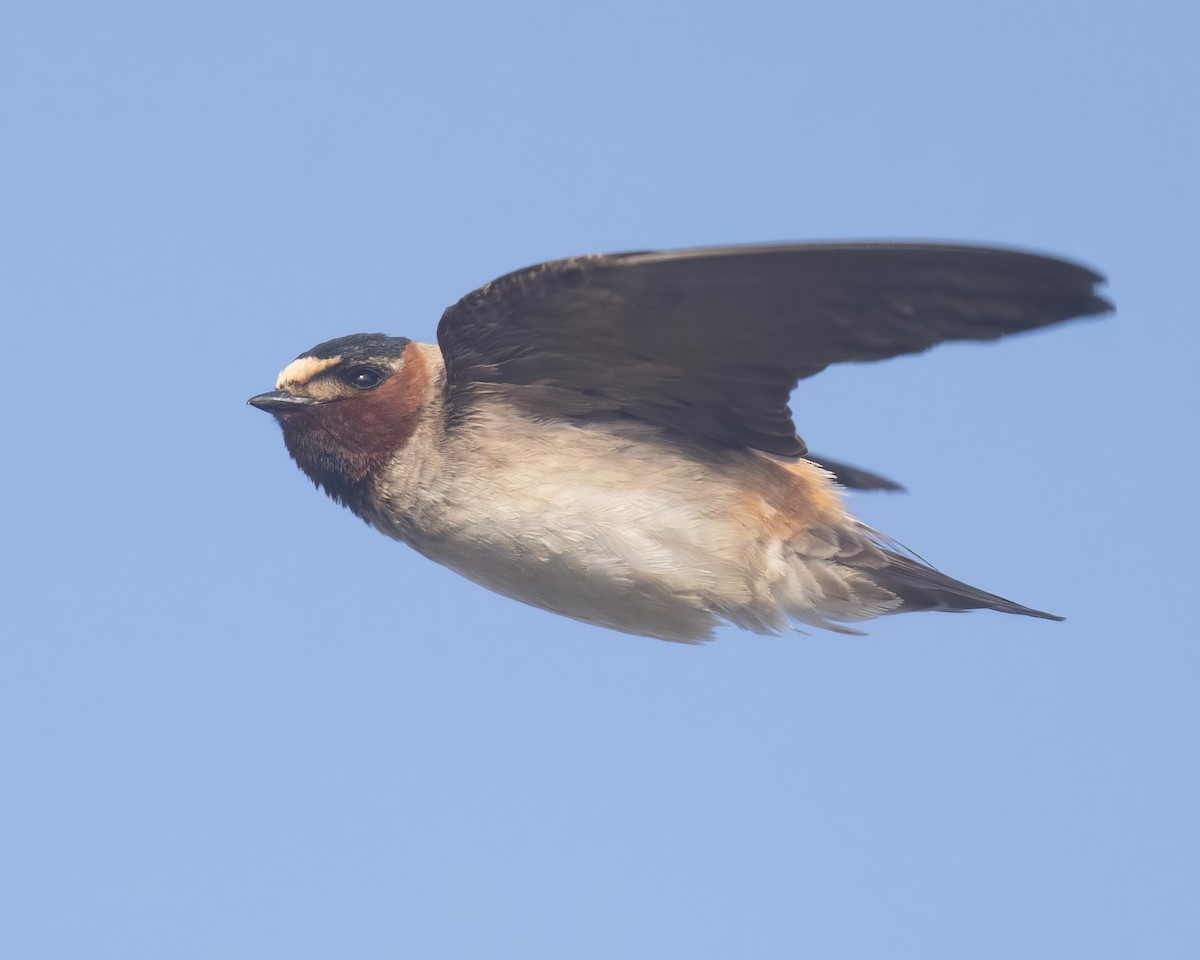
[276,355,340,390]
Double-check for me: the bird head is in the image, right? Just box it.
[248,333,425,502]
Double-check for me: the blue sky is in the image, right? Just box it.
[2,1,1197,957]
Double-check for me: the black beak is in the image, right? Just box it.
[247,390,325,414]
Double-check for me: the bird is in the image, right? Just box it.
[248,242,1110,642]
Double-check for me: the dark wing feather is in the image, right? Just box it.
[805,455,905,492]
[437,243,1110,456]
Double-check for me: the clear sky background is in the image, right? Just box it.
[2,2,1197,957]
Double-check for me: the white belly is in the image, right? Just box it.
[420,452,761,640]
[363,411,896,642]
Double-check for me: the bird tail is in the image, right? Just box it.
[868,548,1063,621]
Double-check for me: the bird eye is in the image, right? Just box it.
[342,366,383,389]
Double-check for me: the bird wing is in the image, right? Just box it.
[436,243,1110,457]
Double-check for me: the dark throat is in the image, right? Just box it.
[278,375,426,510]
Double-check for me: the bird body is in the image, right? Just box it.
[343,362,889,640]
[250,243,1110,642]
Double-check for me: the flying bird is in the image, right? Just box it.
[249,243,1110,642]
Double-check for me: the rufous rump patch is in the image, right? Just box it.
[735,456,847,542]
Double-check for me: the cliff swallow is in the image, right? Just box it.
[249,243,1110,642]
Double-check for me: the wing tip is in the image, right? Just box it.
[806,455,907,493]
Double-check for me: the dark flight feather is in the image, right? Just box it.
[805,454,905,492]
[437,243,1111,457]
